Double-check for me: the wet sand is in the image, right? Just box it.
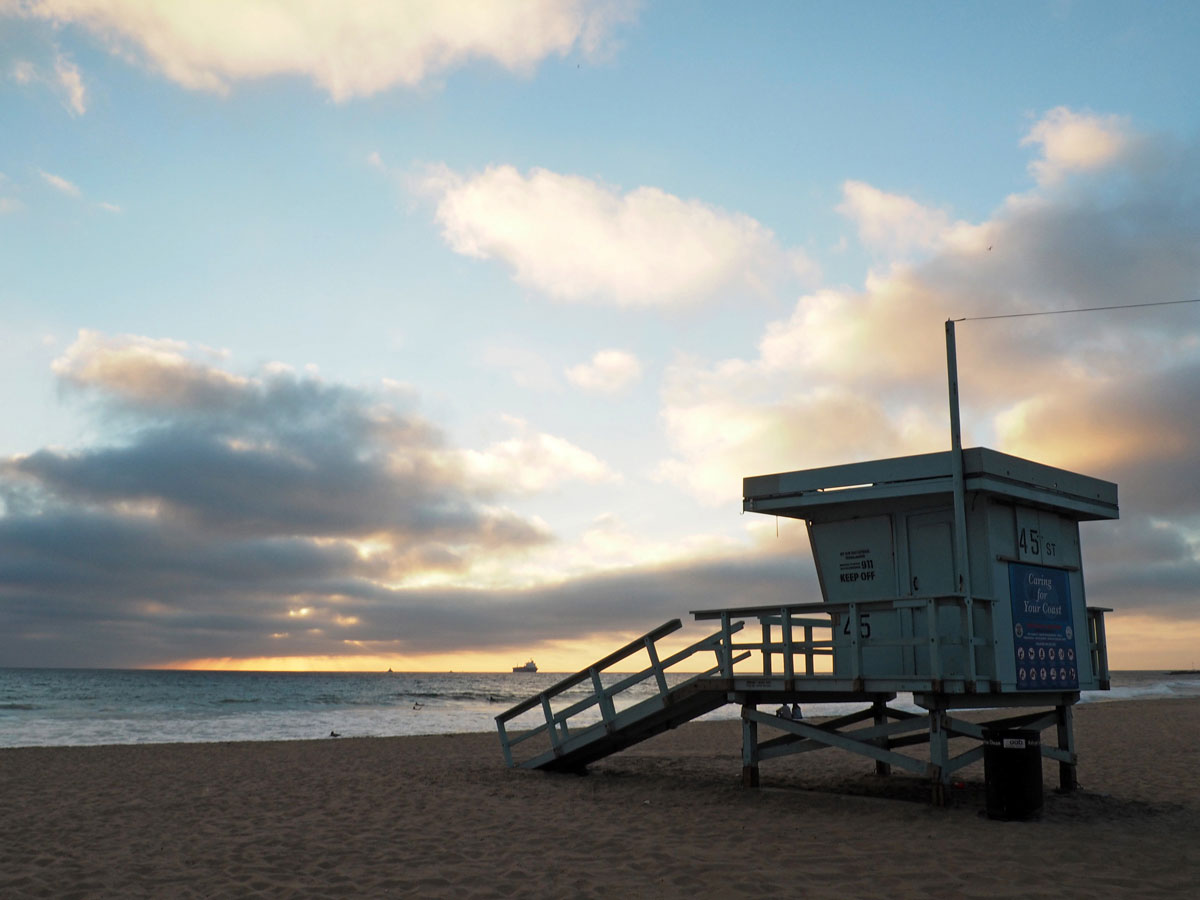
[1,697,1197,898]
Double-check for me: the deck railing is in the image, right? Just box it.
[495,618,748,767]
[692,595,998,690]
[1086,606,1111,688]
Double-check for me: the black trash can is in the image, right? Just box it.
[983,728,1043,820]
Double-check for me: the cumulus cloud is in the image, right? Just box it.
[565,349,642,393]
[654,108,1200,625]
[417,164,815,306]
[6,0,636,100]
[460,415,619,493]
[1021,106,1134,185]
[837,180,954,257]
[5,331,571,590]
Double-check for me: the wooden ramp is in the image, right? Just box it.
[532,679,730,773]
[495,619,748,772]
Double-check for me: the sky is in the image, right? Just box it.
[1,0,1198,672]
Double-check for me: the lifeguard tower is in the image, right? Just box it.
[496,324,1118,805]
[718,445,1116,800]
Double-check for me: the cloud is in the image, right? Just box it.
[52,330,244,409]
[7,50,87,114]
[1021,106,1134,185]
[7,0,637,100]
[654,108,1200,626]
[2,331,721,665]
[655,359,942,505]
[460,415,619,493]
[53,52,86,114]
[565,349,642,393]
[0,330,811,667]
[417,164,815,306]
[37,168,81,196]
[837,180,954,257]
[0,505,811,668]
[8,330,558,564]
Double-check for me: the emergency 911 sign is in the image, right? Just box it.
[1009,562,1078,690]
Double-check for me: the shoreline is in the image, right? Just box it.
[4,671,1195,751]
[2,697,1198,897]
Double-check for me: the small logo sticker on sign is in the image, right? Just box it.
[1002,738,1026,749]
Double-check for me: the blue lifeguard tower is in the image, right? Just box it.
[496,325,1117,804]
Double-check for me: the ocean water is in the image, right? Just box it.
[0,667,1196,749]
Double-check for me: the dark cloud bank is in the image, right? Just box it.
[0,338,811,667]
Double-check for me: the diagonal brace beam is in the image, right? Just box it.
[744,708,930,775]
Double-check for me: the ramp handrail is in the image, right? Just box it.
[495,618,746,767]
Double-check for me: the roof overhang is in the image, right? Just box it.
[743,447,1119,522]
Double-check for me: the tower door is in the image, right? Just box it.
[907,511,956,596]
[906,511,962,677]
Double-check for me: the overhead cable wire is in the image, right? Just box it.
[951,297,1200,323]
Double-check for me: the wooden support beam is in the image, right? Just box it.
[929,704,949,806]
[756,711,932,758]
[742,704,760,787]
[1057,704,1077,792]
[743,709,930,775]
[873,697,891,776]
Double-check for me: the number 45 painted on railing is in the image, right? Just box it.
[841,614,871,639]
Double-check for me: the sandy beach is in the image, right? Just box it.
[1,697,1197,898]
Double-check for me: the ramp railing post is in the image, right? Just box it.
[804,624,814,675]
[497,719,514,768]
[591,666,616,728]
[540,694,561,753]
[643,637,669,695]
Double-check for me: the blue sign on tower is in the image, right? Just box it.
[1009,562,1078,690]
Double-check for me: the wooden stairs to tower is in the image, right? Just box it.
[494,619,747,772]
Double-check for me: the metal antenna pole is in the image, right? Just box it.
[945,320,978,685]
